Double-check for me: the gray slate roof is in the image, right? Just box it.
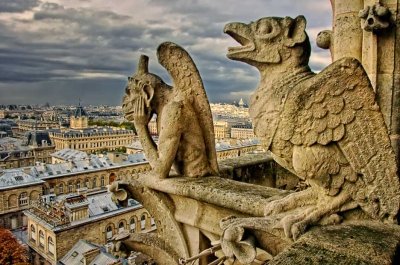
[0,168,44,190]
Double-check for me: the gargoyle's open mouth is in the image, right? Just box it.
[224,23,254,56]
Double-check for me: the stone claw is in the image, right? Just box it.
[264,200,285,216]
[279,214,307,240]
[291,221,308,241]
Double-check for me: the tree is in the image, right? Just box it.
[0,228,29,265]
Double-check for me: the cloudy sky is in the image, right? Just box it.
[0,0,332,106]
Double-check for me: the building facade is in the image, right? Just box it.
[230,124,255,139]
[0,169,44,229]
[0,132,55,169]
[15,119,60,138]
[69,104,88,130]
[49,128,135,153]
[213,121,229,139]
[0,151,150,230]
[26,191,155,265]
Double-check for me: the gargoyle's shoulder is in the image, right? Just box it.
[312,57,366,86]
[288,58,369,103]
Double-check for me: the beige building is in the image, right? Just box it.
[0,169,43,229]
[213,121,229,139]
[230,124,255,139]
[148,118,158,135]
[69,105,88,130]
[15,119,60,138]
[49,127,135,153]
[26,190,156,265]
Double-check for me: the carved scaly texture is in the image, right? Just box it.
[279,57,400,221]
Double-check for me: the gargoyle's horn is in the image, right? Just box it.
[137,55,149,74]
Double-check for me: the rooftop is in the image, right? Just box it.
[49,127,134,137]
[0,137,30,152]
[59,239,119,265]
[51,148,88,162]
[0,168,44,190]
[26,190,141,230]
[73,105,88,118]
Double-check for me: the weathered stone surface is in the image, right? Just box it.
[269,221,400,265]
[122,42,218,179]
[359,3,391,33]
[140,176,292,217]
[224,14,400,239]
[222,13,400,263]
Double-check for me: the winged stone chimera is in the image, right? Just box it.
[122,42,218,179]
[223,15,400,243]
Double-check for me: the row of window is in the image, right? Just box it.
[7,191,39,209]
[105,215,156,240]
[30,225,55,256]
[57,177,106,194]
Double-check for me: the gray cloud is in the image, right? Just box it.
[0,0,40,13]
[0,0,332,105]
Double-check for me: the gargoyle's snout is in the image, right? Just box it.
[224,22,254,60]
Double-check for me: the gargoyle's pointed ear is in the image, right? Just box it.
[284,15,307,47]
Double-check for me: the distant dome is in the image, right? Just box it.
[238,98,244,107]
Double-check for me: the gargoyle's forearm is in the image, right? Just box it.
[135,124,158,168]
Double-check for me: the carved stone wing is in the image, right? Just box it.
[157,42,219,175]
[282,57,400,221]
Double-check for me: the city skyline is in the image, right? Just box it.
[0,0,332,105]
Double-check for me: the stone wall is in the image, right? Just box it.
[27,206,154,264]
[0,184,42,229]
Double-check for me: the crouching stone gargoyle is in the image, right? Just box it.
[122,42,218,179]
[220,15,400,262]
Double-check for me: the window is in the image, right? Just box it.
[141,215,146,231]
[19,192,28,206]
[48,237,54,255]
[92,178,97,188]
[30,225,36,242]
[100,176,105,187]
[58,184,64,194]
[106,226,113,240]
[118,222,125,233]
[76,181,81,190]
[68,182,73,193]
[85,178,89,188]
[14,175,24,181]
[130,219,136,232]
[39,230,45,248]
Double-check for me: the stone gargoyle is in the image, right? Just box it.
[122,42,218,179]
[219,14,400,262]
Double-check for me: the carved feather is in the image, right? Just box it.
[283,57,400,221]
[157,42,219,175]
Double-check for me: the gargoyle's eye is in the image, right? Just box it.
[257,23,272,35]
[255,19,280,39]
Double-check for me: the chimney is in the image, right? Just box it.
[82,248,100,265]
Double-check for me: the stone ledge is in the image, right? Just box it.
[139,176,292,217]
[269,221,400,265]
